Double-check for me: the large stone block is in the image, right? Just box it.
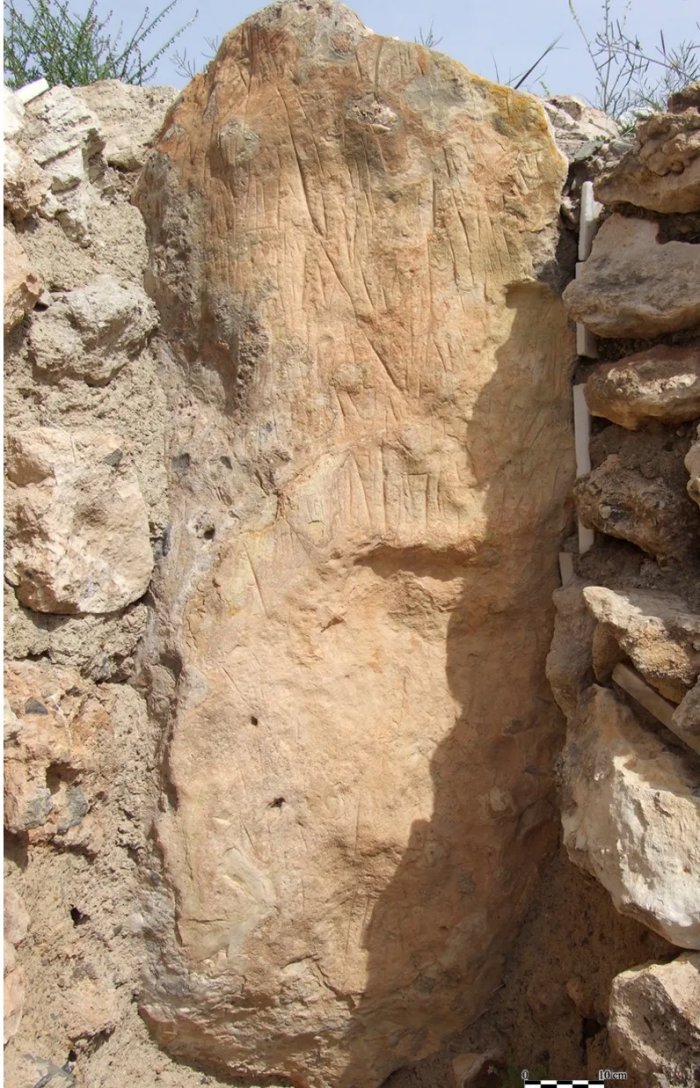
[5,427,153,614]
[584,344,700,430]
[596,92,700,213]
[609,954,700,1085]
[28,276,158,385]
[563,215,700,338]
[134,2,575,1084]
[562,685,700,949]
[583,586,700,704]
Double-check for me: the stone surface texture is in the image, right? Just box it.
[672,678,700,758]
[6,11,700,1088]
[562,685,700,950]
[575,454,699,563]
[73,80,179,169]
[546,581,596,718]
[4,226,42,331]
[549,77,700,1088]
[584,344,700,429]
[5,427,154,614]
[563,215,700,338]
[4,71,287,1088]
[28,276,158,384]
[133,3,574,1084]
[582,585,700,704]
[4,661,118,849]
[686,430,700,508]
[596,87,700,213]
[609,954,700,1087]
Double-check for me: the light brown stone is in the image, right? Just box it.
[28,276,158,385]
[3,661,117,851]
[585,344,700,430]
[3,227,42,331]
[21,83,103,242]
[575,455,699,563]
[4,886,29,948]
[73,80,178,170]
[672,678,700,757]
[562,685,700,949]
[3,942,26,1044]
[609,954,700,1085]
[596,97,700,213]
[134,2,574,1084]
[583,586,700,704]
[543,95,620,161]
[686,431,700,509]
[5,427,153,614]
[3,141,51,221]
[546,581,596,718]
[563,215,700,338]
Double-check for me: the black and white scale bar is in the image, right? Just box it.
[524,1081,604,1087]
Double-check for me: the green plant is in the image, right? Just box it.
[568,0,700,117]
[3,0,197,88]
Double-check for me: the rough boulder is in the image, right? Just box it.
[134,2,575,1085]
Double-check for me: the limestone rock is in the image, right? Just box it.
[73,80,179,170]
[583,585,700,703]
[21,83,103,242]
[596,95,700,213]
[3,886,29,1044]
[4,661,117,851]
[3,85,50,220]
[686,432,700,508]
[4,141,51,221]
[4,227,42,331]
[562,685,700,948]
[585,344,700,429]
[609,954,700,1086]
[4,886,29,948]
[5,427,153,614]
[546,581,596,717]
[4,585,148,682]
[28,277,158,384]
[575,455,699,563]
[3,85,25,141]
[672,679,700,758]
[563,215,700,338]
[135,2,574,1084]
[4,941,25,1044]
[543,95,620,162]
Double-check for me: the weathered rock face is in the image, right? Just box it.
[609,954,700,1086]
[28,276,158,384]
[582,586,700,703]
[686,429,700,507]
[4,661,118,849]
[562,685,700,950]
[4,226,42,332]
[575,454,699,563]
[563,215,700,338]
[135,2,574,1083]
[5,427,153,614]
[596,83,700,214]
[584,344,700,430]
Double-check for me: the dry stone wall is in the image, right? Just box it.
[549,82,700,1088]
[3,5,700,1088]
[2,76,228,1088]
